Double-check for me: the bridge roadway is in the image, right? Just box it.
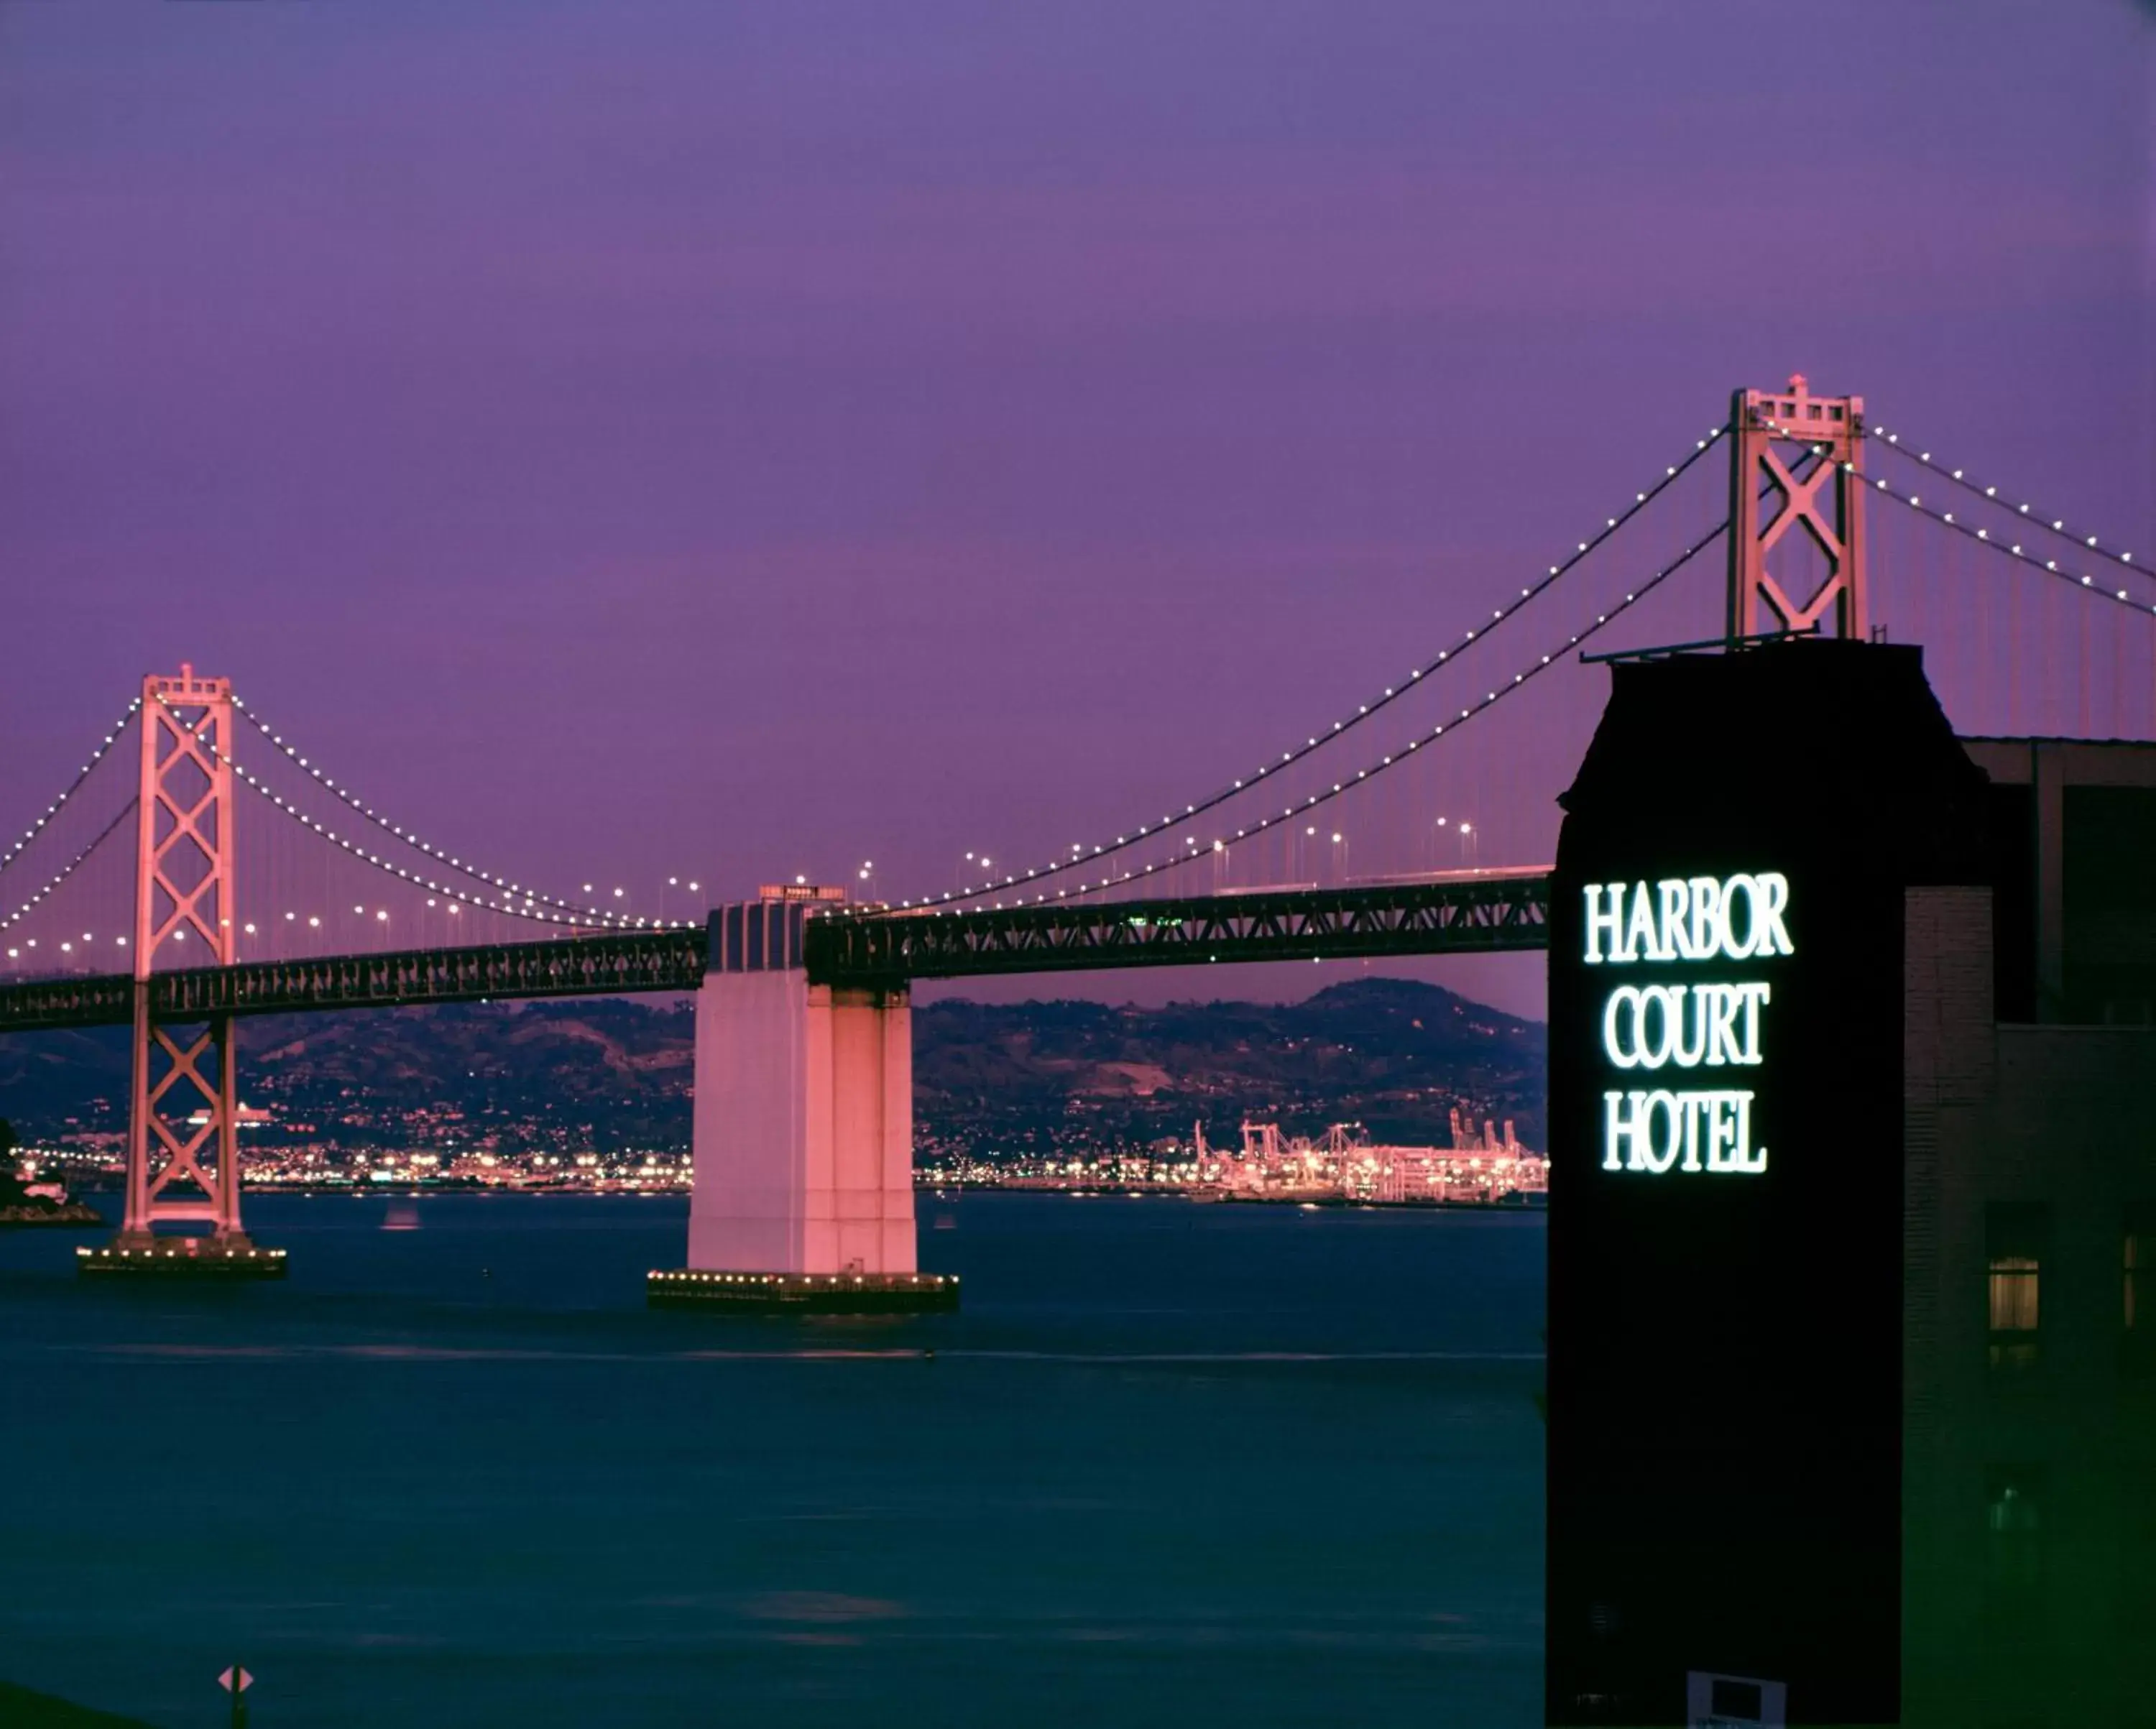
[0,870,1551,1033]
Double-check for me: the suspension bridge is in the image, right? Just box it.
[0,375,2148,1298]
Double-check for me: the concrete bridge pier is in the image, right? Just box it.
[649,898,957,1313]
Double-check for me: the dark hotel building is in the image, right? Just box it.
[1544,641,2156,1728]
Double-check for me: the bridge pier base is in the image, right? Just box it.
[650,900,954,1314]
[78,1237,288,1278]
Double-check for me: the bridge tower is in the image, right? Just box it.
[92,665,280,1273]
[1728,374,1868,642]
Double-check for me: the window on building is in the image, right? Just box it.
[1988,1203,2048,1371]
[2127,1209,2156,1373]
[2063,785,2156,1025]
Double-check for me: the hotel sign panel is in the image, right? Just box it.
[1585,872,1792,1177]
[1545,642,1989,1728]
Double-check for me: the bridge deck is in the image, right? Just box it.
[811,870,1551,982]
[0,873,1551,1032]
[0,931,707,1033]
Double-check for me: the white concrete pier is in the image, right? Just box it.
[685,898,918,1278]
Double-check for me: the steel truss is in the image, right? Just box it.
[0,974,132,1031]
[0,931,705,1033]
[161,929,709,1015]
[0,877,1552,1033]
[805,873,1553,984]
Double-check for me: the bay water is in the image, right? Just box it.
[0,1192,1544,1727]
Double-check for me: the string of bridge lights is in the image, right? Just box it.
[1747,418,2156,619]
[916,423,1734,910]
[232,767,640,931]
[1748,415,2155,616]
[899,517,1733,912]
[0,768,596,956]
[0,798,138,944]
[0,699,140,884]
[228,699,659,925]
[1867,473,2156,616]
[1866,428,2145,583]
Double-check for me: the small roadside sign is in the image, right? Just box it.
[218,1664,254,1729]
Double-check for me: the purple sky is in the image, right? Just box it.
[3,1,2151,1018]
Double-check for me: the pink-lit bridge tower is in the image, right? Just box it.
[1728,373,1868,642]
[86,665,284,1275]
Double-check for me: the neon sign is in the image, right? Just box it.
[1585,873,1790,1176]
[1601,982,1769,1069]
[1582,873,1792,965]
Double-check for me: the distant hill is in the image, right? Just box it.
[915,978,1544,1153]
[0,978,1544,1156]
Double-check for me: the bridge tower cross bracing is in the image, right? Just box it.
[1728,374,1868,642]
[120,664,248,1245]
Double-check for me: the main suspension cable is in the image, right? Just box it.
[232,770,622,932]
[912,518,1731,910]
[0,797,139,936]
[1746,410,2155,616]
[0,701,140,883]
[1868,426,2146,584]
[925,424,1732,908]
[1858,462,2156,618]
[226,699,653,927]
